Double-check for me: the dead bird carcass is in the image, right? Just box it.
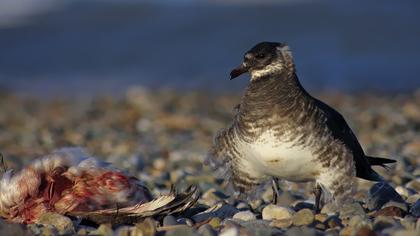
[0,148,198,224]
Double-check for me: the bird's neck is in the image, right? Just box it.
[244,72,308,105]
[236,71,314,125]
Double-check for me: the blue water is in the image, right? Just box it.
[0,0,419,96]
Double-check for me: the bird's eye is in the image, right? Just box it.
[255,53,265,59]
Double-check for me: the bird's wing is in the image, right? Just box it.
[314,99,382,181]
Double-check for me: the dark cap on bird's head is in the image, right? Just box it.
[230,42,294,80]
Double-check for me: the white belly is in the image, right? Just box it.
[240,130,321,182]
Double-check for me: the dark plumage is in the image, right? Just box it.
[207,42,395,209]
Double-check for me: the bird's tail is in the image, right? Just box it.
[367,156,396,170]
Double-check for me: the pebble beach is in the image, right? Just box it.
[0,87,419,236]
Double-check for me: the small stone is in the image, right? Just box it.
[395,186,410,199]
[393,230,420,236]
[292,209,314,226]
[262,204,295,221]
[0,221,30,236]
[340,227,353,236]
[249,199,263,210]
[406,194,420,204]
[321,202,338,214]
[354,226,376,236]
[314,222,326,231]
[115,226,132,236]
[152,158,166,170]
[349,215,371,229]
[261,187,275,203]
[163,215,178,226]
[406,179,420,192]
[197,224,217,236]
[367,182,405,211]
[78,226,96,234]
[37,212,75,235]
[219,227,239,236]
[192,203,238,222]
[240,219,281,235]
[373,206,406,218]
[39,225,58,236]
[270,218,293,228]
[165,225,198,236]
[285,226,317,236]
[236,202,250,210]
[232,210,256,221]
[325,215,342,228]
[292,201,315,212]
[400,216,417,230]
[134,218,157,236]
[200,189,229,206]
[373,216,396,231]
[208,217,222,229]
[89,224,113,236]
[339,202,366,219]
[409,199,420,217]
[315,213,328,222]
[177,218,194,226]
[78,228,88,235]
[383,201,409,212]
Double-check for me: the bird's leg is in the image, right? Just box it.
[271,177,281,205]
[313,183,322,213]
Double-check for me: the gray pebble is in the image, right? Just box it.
[409,199,420,217]
[177,218,194,226]
[163,215,178,226]
[373,216,396,231]
[165,225,199,236]
[0,220,31,236]
[37,212,75,235]
[197,224,217,236]
[392,229,420,236]
[192,203,239,222]
[400,216,417,230]
[235,202,250,211]
[348,215,371,229]
[232,210,256,221]
[339,202,366,219]
[115,226,132,236]
[367,182,405,211]
[285,226,319,236]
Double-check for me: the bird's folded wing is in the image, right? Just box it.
[67,185,199,224]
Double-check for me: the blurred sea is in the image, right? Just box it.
[0,0,419,97]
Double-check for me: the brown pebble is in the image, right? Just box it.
[314,221,326,230]
[340,226,352,236]
[315,213,328,222]
[269,218,293,228]
[355,226,377,236]
[326,215,343,228]
[292,208,314,226]
[372,206,406,218]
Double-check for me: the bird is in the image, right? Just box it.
[0,148,199,224]
[207,42,395,212]
[0,148,152,224]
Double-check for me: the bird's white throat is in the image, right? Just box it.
[250,62,284,80]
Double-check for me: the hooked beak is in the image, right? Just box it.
[229,63,248,80]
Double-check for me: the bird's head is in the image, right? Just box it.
[230,42,295,81]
